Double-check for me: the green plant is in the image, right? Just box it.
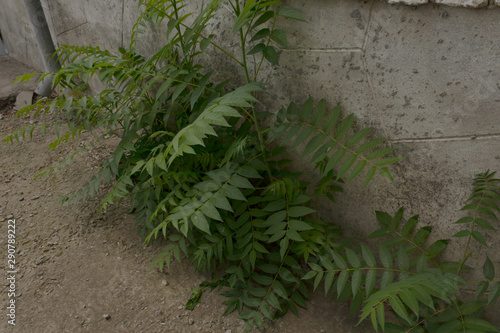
[303,171,500,332]
[5,0,499,332]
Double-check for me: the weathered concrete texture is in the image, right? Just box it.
[45,0,87,37]
[325,137,500,276]
[122,0,173,59]
[203,3,245,57]
[432,0,489,7]
[0,0,45,71]
[278,0,371,49]
[40,0,61,49]
[365,3,500,140]
[53,0,123,51]
[0,57,38,104]
[264,50,382,130]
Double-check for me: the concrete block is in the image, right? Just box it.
[40,0,59,49]
[365,3,500,140]
[56,0,123,51]
[263,50,381,130]
[431,0,489,7]
[46,0,86,36]
[0,0,45,71]
[14,91,33,110]
[388,0,428,4]
[277,0,371,49]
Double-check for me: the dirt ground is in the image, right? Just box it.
[0,58,366,333]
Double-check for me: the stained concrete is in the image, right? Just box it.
[45,0,87,37]
[55,0,123,51]
[365,3,500,140]
[265,50,381,129]
[0,0,44,71]
[278,0,371,49]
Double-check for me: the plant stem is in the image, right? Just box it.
[457,192,486,275]
[253,5,278,82]
[171,1,186,57]
[250,107,274,182]
[239,29,251,83]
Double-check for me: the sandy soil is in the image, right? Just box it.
[0,91,366,333]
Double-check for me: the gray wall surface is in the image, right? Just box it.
[1,0,499,294]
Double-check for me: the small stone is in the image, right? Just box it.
[19,197,24,201]
[35,257,48,265]
[30,195,40,200]
[103,314,111,320]
[225,330,232,333]
[14,91,34,111]
[6,215,13,219]
[188,318,194,325]
[162,280,168,286]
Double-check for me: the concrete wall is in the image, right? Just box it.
[0,0,44,69]
[1,0,499,280]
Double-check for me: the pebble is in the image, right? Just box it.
[188,318,194,325]
[103,314,111,320]
[162,280,168,286]
[35,257,49,265]
[31,195,40,200]
[225,330,232,333]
